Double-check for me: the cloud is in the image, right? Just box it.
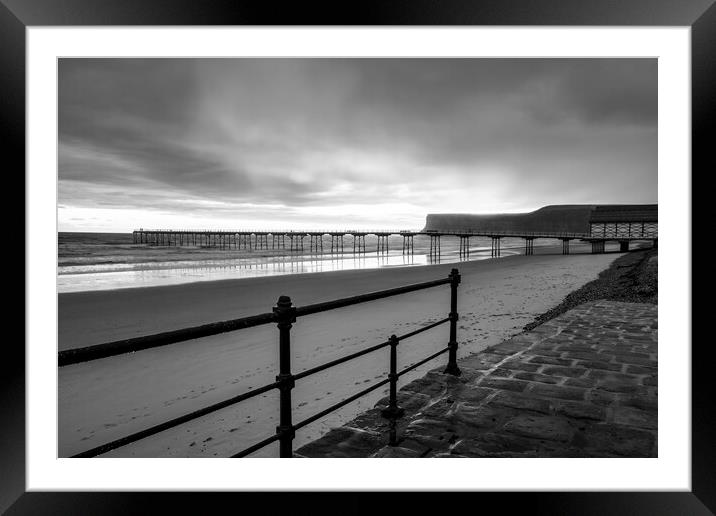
[58,58,657,231]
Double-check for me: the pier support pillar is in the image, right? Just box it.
[491,237,501,258]
[429,234,441,261]
[402,234,414,255]
[562,238,570,255]
[524,237,534,256]
[458,236,470,259]
[376,235,389,255]
[620,240,630,252]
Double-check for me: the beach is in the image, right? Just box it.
[59,252,621,457]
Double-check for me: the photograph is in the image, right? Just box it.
[57,57,658,459]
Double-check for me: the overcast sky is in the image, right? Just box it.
[58,58,657,232]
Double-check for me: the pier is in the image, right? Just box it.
[132,226,657,257]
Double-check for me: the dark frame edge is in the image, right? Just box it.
[691,0,716,513]
[7,0,713,514]
[0,0,26,514]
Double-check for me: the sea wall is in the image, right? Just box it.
[423,205,596,233]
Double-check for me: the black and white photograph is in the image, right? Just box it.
[57,57,659,459]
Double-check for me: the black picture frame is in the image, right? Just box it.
[5,1,710,513]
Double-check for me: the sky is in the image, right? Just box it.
[58,58,657,232]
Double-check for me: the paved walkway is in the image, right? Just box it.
[295,300,657,458]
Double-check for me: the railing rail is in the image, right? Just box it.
[64,269,463,458]
[58,312,278,367]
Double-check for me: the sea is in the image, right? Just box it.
[58,231,566,293]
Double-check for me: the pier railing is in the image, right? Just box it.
[134,228,589,238]
[60,269,463,458]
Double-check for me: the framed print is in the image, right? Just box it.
[6,0,711,513]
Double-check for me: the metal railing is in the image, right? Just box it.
[60,269,463,458]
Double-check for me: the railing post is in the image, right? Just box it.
[274,295,296,458]
[444,268,462,376]
[381,334,404,445]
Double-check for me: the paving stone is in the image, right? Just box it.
[375,392,431,414]
[452,433,547,456]
[554,400,606,421]
[448,385,494,404]
[529,383,586,401]
[452,403,501,431]
[625,364,657,375]
[596,381,643,394]
[402,417,458,449]
[372,446,422,458]
[618,395,657,411]
[531,343,559,351]
[613,406,657,429]
[541,366,587,378]
[529,355,573,366]
[490,367,516,378]
[502,360,541,372]
[347,408,391,434]
[296,427,384,458]
[643,375,658,387]
[401,376,447,397]
[563,377,597,388]
[612,350,652,359]
[436,367,483,384]
[503,415,575,442]
[488,391,552,415]
[613,354,656,367]
[514,372,560,384]
[562,351,605,361]
[576,360,622,372]
[589,370,640,382]
[581,424,656,457]
[480,377,530,392]
[421,398,456,419]
[459,353,505,370]
[396,437,431,456]
[557,343,597,352]
[587,390,617,406]
[424,369,467,384]
[448,439,490,457]
[489,341,532,355]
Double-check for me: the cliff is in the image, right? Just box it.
[423,205,596,233]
